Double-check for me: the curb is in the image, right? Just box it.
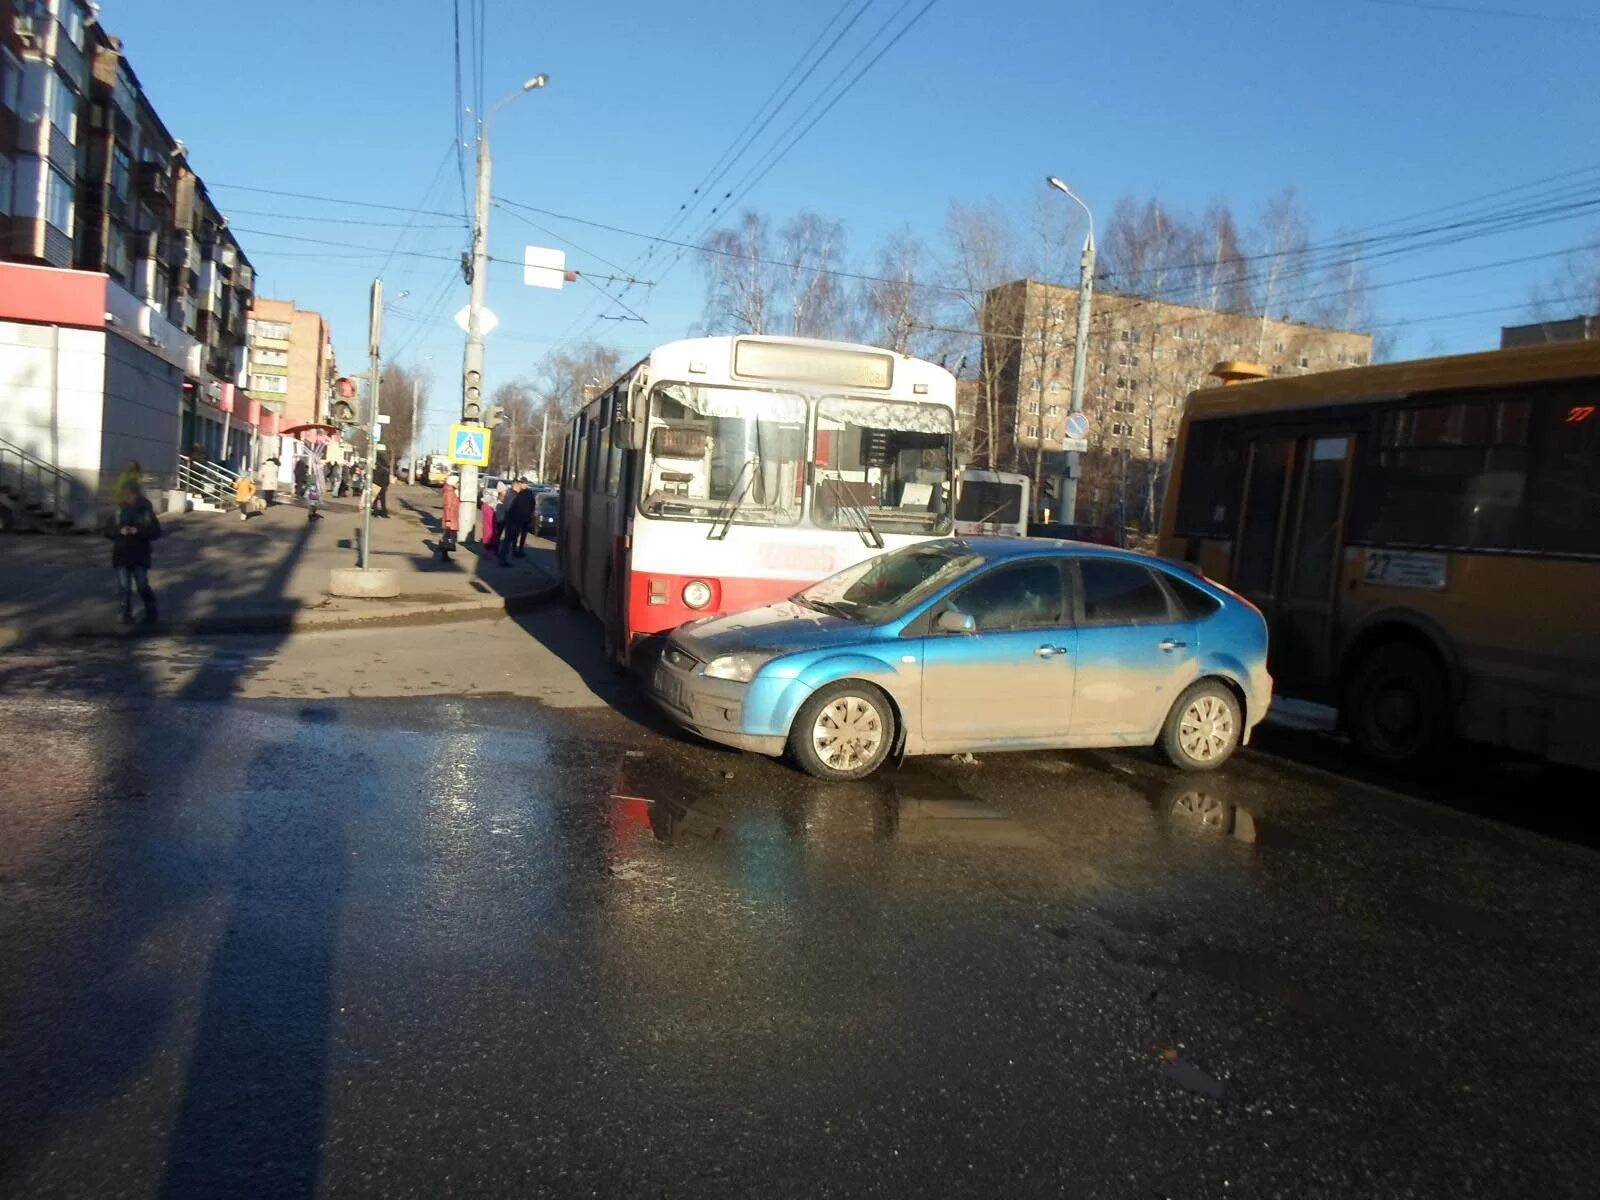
[0,580,564,650]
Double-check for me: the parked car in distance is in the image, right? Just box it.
[650,537,1271,781]
[534,492,559,538]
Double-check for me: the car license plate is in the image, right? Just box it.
[654,667,685,711]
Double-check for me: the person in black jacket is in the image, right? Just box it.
[497,480,536,566]
[372,457,391,517]
[105,484,161,625]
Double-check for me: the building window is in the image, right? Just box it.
[49,68,77,140]
[1053,356,1062,370]
[1174,327,1186,340]
[45,166,73,234]
[1111,421,1133,437]
[1354,352,1368,366]
[63,2,88,50]
[1300,355,1310,368]
[1150,348,1161,360]
[1026,377,1039,392]
[252,348,289,367]
[1114,399,1136,414]
[111,146,131,203]
[1115,377,1127,390]
[1,46,21,114]
[1337,352,1347,364]
[1049,380,1061,392]
[1119,329,1132,342]
[249,373,289,394]
[1274,341,1284,353]
[1027,400,1040,415]
[1046,404,1060,417]
[252,320,291,341]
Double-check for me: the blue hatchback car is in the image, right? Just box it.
[650,537,1272,781]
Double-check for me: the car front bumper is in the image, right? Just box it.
[648,649,787,757]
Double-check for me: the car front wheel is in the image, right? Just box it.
[788,681,895,781]
[1157,680,1242,772]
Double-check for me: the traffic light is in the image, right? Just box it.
[329,376,358,424]
[463,369,482,421]
[485,405,508,429]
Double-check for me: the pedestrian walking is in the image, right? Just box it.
[104,483,161,625]
[372,457,391,517]
[257,457,278,506]
[233,473,259,520]
[294,456,309,498]
[438,473,461,561]
[498,479,536,567]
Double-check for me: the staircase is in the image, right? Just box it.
[177,454,240,512]
[0,437,89,534]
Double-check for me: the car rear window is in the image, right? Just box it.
[1163,574,1221,619]
[1079,560,1172,624]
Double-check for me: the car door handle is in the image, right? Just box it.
[1036,645,1070,658]
[1159,639,1188,652]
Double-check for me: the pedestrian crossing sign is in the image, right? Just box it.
[449,424,491,466]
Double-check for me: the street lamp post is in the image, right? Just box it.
[459,72,548,538]
[1045,176,1095,527]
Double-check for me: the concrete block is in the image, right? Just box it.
[329,567,400,599]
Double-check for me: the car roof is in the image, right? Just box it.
[945,535,1153,563]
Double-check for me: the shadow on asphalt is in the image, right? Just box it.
[0,501,337,1198]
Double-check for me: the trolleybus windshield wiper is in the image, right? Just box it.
[708,458,756,541]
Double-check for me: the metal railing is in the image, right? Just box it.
[0,435,84,533]
[176,454,240,508]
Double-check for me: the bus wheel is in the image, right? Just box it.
[788,681,896,781]
[1345,642,1452,772]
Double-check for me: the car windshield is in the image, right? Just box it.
[813,397,954,536]
[639,383,805,527]
[795,540,981,624]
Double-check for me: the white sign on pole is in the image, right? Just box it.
[454,305,499,335]
[523,245,568,290]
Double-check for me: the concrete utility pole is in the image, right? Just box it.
[460,72,548,539]
[362,277,382,570]
[1046,176,1095,526]
[408,376,420,483]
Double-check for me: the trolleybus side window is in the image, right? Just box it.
[574,414,590,494]
[1173,419,1245,539]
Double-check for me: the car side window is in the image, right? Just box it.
[1077,560,1174,625]
[945,561,1066,633]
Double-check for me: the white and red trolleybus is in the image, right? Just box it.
[559,335,958,664]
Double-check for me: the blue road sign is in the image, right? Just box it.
[448,424,491,466]
[1064,412,1089,441]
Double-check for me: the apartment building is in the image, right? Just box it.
[0,0,263,525]
[245,299,335,428]
[977,280,1373,524]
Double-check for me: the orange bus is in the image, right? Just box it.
[1159,341,1600,772]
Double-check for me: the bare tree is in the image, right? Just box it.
[780,211,849,339]
[377,361,428,471]
[530,342,627,479]
[940,201,1019,470]
[859,230,931,354]
[699,210,777,335]
[1527,235,1600,326]
[1254,188,1310,355]
[488,380,537,475]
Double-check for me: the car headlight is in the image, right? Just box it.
[703,652,773,683]
[682,579,713,609]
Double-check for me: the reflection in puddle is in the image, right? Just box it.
[1162,783,1260,844]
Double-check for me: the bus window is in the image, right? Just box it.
[575,415,590,493]
[1233,437,1294,598]
[1173,420,1245,539]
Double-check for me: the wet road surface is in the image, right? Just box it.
[2,624,1599,1198]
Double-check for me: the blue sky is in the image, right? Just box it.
[104,0,1600,448]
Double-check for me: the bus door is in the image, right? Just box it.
[1231,433,1354,690]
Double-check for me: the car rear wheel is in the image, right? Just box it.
[1157,680,1242,772]
[788,681,895,781]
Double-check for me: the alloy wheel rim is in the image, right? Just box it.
[1179,694,1234,761]
[812,695,885,772]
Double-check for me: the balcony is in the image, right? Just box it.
[135,162,173,206]
[170,231,199,275]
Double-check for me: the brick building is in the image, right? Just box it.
[245,298,335,429]
[978,280,1374,525]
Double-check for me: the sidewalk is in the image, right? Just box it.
[0,484,559,647]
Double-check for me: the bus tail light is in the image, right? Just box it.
[682,580,713,610]
[648,579,669,606]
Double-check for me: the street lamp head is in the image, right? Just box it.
[1045,176,1071,195]
[523,74,549,91]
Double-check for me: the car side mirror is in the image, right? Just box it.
[936,609,975,634]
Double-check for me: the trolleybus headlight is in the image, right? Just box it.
[682,579,713,609]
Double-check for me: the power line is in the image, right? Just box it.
[209,180,462,219]
[222,206,466,230]
[378,138,468,279]
[452,0,471,219]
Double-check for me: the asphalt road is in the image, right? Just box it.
[2,616,1597,1198]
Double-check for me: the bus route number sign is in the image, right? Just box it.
[1362,550,1447,591]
